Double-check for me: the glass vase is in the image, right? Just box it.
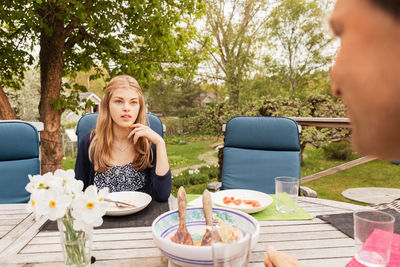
[57,210,93,267]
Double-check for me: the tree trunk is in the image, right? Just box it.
[0,85,17,120]
[39,19,65,174]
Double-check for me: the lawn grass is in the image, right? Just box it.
[62,157,76,170]
[301,145,400,205]
[165,134,220,170]
[304,158,400,205]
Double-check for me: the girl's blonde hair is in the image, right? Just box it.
[89,75,152,172]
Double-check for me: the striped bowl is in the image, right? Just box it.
[152,207,260,267]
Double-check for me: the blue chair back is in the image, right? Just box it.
[222,116,301,194]
[76,113,164,150]
[0,121,40,203]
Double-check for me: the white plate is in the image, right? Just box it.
[105,191,152,216]
[213,189,273,214]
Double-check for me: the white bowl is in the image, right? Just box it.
[152,207,260,267]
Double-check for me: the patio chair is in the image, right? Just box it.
[0,121,40,203]
[218,116,316,197]
[76,113,164,150]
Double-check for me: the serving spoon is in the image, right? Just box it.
[170,186,194,245]
[201,189,222,246]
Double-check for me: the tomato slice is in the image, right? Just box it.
[234,199,242,205]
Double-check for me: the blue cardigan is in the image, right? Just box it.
[74,134,172,202]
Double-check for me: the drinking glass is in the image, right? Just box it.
[212,227,251,267]
[354,210,395,267]
[275,176,299,213]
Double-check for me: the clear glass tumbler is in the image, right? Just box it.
[275,176,299,213]
[354,210,394,267]
[212,227,251,267]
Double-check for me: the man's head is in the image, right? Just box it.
[330,0,400,160]
[369,0,400,19]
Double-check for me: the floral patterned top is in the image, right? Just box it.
[94,163,146,193]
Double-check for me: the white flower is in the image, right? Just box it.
[25,172,55,193]
[71,186,108,227]
[26,190,46,220]
[189,170,194,175]
[194,169,200,174]
[54,169,84,197]
[97,187,109,202]
[36,189,72,220]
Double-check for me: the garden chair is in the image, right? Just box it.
[76,113,164,150]
[0,121,40,203]
[215,116,316,197]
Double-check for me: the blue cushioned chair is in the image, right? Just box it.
[76,113,164,150]
[0,121,40,203]
[221,116,301,194]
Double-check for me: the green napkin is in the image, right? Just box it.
[186,193,313,221]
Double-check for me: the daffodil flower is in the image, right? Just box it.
[71,185,108,227]
[36,189,72,220]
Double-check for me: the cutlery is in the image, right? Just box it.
[201,189,222,246]
[170,186,194,245]
[104,198,136,208]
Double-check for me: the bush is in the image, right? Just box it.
[171,164,219,189]
[322,140,353,160]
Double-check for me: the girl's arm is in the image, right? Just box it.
[146,144,172,202]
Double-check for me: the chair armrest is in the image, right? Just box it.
[207,181,222,192]
[300,186,317,198]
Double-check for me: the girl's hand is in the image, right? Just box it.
[128,123,164,146]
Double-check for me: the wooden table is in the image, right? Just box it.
[0,197,367,267]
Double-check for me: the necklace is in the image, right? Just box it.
[114,142,130,152]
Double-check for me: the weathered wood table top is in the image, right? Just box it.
[0,197,365,267]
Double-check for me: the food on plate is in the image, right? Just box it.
[222,196,261,207]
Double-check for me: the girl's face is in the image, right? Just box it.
[109,88,141,130]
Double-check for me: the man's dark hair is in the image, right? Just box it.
[370,0,400,18]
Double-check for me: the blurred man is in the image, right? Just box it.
[265,0,400,266]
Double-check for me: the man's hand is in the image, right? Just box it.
[264,245,301,267]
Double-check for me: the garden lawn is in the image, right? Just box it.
[301,145,400,205]
[165,135,220,170]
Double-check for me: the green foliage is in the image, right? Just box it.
[265,0,334,92]
[148,78,204,117]
[322,140,353,160]
[162,117,186,136]
[1,0,209,113]
[205,0,269,105]
[184,93,349,164]
[172,164,219,189]
[4,68,40,120]
[183,101,258,136]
